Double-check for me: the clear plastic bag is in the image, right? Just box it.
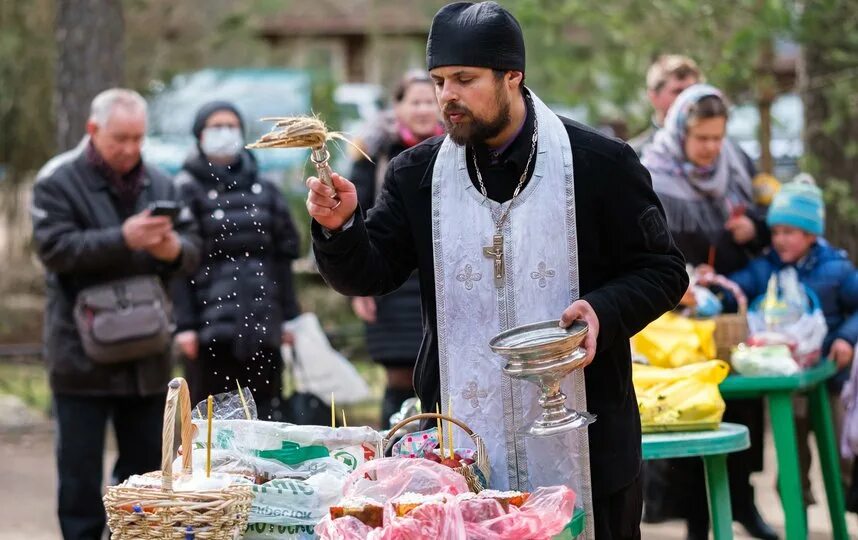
[282,312,371,405]
[387,398,421,432]
[748,269,828,368]
[731,343,800,376]
[182,423,380,482]
[758,268,808,329]
[692,285,723,318]
[841,348,858,459]
[177,447,356,526]
[124,471,249,492]
[342,457,471,503]
[192,385,257,421]
[180,418,382,531]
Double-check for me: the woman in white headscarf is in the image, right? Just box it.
[642,85,777,540]
[642,84,768,275]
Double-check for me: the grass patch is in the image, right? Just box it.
[0,361,50,415]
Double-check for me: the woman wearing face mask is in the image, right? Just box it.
[349,71,443,427]
[172,101,301,419]
[642,85,777,540]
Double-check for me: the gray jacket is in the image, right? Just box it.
[31,150,201,396]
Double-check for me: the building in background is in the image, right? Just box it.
[254,0,447,89]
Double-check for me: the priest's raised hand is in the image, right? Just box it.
[305,172,358,231]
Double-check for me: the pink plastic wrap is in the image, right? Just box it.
[319,479,576,540]
[317,502,465,540]
[316,515,374,540]
[377,501,466,540]
[463,486,576,540]
[342,457,471,502]
[460,498,505,523]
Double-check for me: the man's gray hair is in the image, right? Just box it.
[89,88,147,126]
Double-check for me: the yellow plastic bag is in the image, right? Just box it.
[634,360,729,432]
[631,312,717,368]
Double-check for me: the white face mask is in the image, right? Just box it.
[200,126,243,160]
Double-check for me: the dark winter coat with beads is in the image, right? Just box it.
[172,151,300,362]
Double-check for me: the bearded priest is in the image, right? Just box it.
[305,3,688,539]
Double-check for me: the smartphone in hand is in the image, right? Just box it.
[148,200,181,221]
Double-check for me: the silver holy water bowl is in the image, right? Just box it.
[489,320,595,437]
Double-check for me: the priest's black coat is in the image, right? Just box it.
[312,116,688,499]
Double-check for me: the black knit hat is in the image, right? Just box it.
[191,100,244,140]
[426,2,525,73]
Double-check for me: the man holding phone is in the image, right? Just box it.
[32,88,200,540]
[122,203,182,259]
[148,200,181,219]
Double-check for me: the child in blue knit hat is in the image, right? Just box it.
[727,173,858,507]
[730,174,858,369]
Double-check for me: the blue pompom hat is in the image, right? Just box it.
[766,173,825,236]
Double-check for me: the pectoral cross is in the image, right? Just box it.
[483,234,505,288]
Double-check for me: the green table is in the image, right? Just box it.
[556,425,750,539]
[719,361,848,540]
[554,507,586,539]
[643,422,750,540]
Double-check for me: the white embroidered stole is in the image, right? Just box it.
[432,92,594,537]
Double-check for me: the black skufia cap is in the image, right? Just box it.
[426,2,525,73]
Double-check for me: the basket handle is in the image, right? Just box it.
[383,412,476,454]
[711,274,748,316]
[384,412,492,488]
[161,377,195,492]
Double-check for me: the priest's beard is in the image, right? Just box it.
[443,87,511,146]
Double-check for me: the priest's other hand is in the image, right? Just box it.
[559,299,599,368]
[306,172,358,231]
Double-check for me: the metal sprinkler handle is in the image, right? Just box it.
[310,145,336,191]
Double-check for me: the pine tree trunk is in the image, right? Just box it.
[755,38,775,175]
[54,0,125,151]
[799,0,858,259]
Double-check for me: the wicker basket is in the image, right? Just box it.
[713,303,749,362]
[383,412,491,493]
[103,377,253,539]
